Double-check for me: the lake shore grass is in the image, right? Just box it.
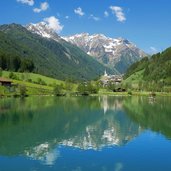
[96,91,171,97]
[1,83,171,98]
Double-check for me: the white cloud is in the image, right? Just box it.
[110,6,126,22]
[150,47,158,54]
[89,14,100,21]
[43,16,63,33]
[74,7,85,16]
[17,0,34,6]
[33,2,49,13]
[104,11,109,17]
[65,16,69,19]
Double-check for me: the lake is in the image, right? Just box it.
[0,96,171,171]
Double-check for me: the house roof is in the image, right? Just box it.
[0,77,12,83]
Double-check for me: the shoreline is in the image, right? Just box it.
[1,91,171,99]
[96,92,171,97]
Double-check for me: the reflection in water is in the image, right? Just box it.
[61,96,140,150]
[115,162,123,171]
[0,96,171,169]
[0,96,140,161]
[25,143,60,165]
[123,96,171,139]
[99,96,123,114]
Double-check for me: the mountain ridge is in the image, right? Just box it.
[63,33,147,73]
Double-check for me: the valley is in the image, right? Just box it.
[0,22,171,97]
[0,1,171,171]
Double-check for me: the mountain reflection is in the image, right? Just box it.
[1,96,171,164]
[99,96,123,114]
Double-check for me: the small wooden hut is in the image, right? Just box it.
[0,77,12,86]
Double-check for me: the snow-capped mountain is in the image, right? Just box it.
[26,23,147,73]
[63,33,147,73]
[26,22,62,42]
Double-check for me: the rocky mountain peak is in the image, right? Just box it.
[63,33,147,73]
[26,22,61,42]
[25,23,148,73]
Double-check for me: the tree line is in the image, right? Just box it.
[124,47,171,86]
[0,53,34,72]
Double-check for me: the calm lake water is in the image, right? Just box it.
[0,96,171,171]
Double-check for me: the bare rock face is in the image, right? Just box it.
[63,33,147,73]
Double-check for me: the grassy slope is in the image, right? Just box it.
[0,71,76,96]
[123,70,144,84]
[2,71,65,85]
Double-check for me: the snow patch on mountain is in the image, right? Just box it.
[63,33,147,73]
[26,22,61,42]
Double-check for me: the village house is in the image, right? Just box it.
[0,77,12,86]
[100,70,123,87]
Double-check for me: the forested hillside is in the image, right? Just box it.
[124,47,171,86]
[0,24,111,81]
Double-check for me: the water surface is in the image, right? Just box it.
[0,96,171,171]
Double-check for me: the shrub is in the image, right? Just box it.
[53,84,64,96]
[77,82,99,95]
[0,68,2,77]
[19,84,27,97]
[9,72,18,79]
[128,90,132,95]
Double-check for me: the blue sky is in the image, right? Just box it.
[0,0,171,53]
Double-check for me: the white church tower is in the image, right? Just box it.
[104,70,108,77]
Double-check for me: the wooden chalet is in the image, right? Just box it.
[0,77,12,86]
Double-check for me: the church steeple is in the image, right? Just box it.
[104,70,108,76]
